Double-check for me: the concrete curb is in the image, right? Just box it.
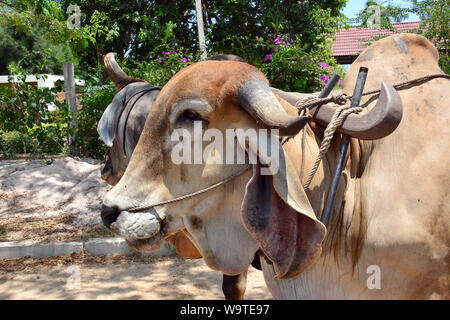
[0,241,83,259]
[0,238,176,259]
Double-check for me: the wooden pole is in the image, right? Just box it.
[195,0,207,60]
[63,62,78,154]
[321,67,368,227]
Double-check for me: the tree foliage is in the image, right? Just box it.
[0,0,348,158]
[411,0,449,54]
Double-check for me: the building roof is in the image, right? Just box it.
[333,21,423,58]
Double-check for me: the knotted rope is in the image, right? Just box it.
[302,104,362,190]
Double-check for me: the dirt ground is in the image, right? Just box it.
[0,157,112,243]
[0,253,271,300]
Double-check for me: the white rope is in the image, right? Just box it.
[303,104,363,190]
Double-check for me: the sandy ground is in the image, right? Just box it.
[0,157,112,243]
[0,254,271,300]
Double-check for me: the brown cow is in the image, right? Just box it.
[97,53,256,299]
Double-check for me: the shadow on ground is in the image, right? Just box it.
[0,255,271,300]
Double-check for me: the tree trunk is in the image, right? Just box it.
[195,0,207,60]
[63,62,78,155]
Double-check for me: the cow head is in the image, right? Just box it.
[100,60,401,278]
[98,53,159,185]
[98,54,246,186]
[100,60,325,278]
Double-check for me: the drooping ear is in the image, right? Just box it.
[238,133,326,279]
[97,89,127,147]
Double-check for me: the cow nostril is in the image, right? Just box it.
[101,205,120,229]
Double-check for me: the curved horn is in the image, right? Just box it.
[311,82,403,140]
[104,52,133,91]
[236,79,308,136]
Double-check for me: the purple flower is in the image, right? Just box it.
[264,54,273,62]
[305,58,310,63]
[158,60,162,63]
[320,74,330,84]
[182,57,188,63]
[339,80,343,86]
[319,62,329,69]
[256,36,259,39]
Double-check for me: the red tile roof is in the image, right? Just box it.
[333,21,423,57]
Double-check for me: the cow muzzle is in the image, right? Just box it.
[101,205,165,242]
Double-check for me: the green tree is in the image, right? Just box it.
[0,23,72,74]
[410,0,449,73]
[204,1,347,56]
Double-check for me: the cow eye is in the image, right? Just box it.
[177,110,204,123]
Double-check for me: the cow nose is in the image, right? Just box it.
[101,205,121,229]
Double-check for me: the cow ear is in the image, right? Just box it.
[239,134,326,279]
[97,89,127,147]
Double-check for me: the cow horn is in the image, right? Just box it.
[236,79,308,136]
[311,82,403,140]
[104,52,133,91]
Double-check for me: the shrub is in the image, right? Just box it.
[439,54,450,75]
[123,44,196,85]
[73,67,116,159]
[0,124,68,159]
[209,34,344,93]
[0,130,35,158]
[28,123,68,155]
[260,35,344,93]
[0,65,71,158]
